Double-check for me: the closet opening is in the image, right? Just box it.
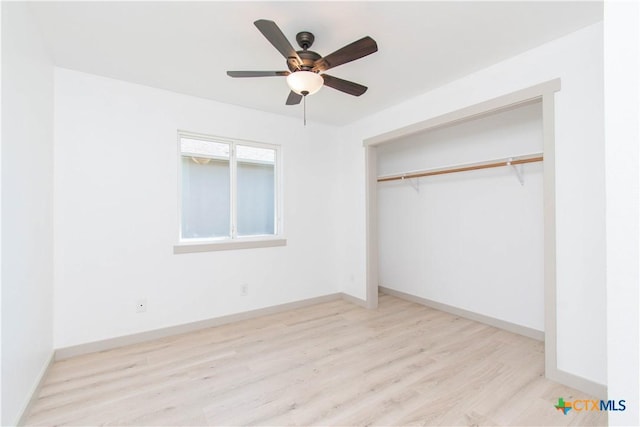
[364,79,560,378]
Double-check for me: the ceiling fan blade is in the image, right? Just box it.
[321,74,368,96]
[254,19,302,69]
[286,91,303,105]
[313,36,378,72]
[227,71,289,78]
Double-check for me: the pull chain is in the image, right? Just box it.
[301,90,309,127]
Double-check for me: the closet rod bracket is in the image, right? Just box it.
[401,175,420,193]
[507,158,525,186]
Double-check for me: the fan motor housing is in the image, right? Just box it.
[287,50,321,72]
[285,31,321,72]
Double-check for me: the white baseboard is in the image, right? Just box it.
[546,367,608,400]
[16,351,55,426]
[379,286,545,341]
[56,293,356,360]
[341,292,368,308]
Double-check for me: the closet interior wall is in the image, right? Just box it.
[377,101,544,333]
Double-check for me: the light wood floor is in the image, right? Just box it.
[25,294,607,426]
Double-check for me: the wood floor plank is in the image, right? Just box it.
[25,294,607,426]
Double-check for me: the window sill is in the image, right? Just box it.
[173,238,287,254]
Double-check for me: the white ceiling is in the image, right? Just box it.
[29,1,602,126]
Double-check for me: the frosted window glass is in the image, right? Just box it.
[181,154,230,239]
[237,145,275,236]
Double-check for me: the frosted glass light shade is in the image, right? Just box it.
[286,71,323,95]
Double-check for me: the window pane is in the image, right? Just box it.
[181,139,230,239]
[237,145,276,236]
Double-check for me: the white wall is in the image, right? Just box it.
[1,2,54,425]
[604,1,639,425]
[377,102,544,331]
[53,68,342,349]
[1,4,4,420]
[339,22,606,386]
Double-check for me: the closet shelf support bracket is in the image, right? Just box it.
[401,175,420,193]
[507,158,525,186]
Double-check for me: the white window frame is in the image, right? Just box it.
[174,130,285,253]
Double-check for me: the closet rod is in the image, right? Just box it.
[377,155,543,183]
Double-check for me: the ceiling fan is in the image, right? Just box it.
[227,19,378,107]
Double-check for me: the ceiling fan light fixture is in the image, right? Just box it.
[286,71,323,96]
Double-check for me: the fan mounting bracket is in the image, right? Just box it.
[296,31,315,50]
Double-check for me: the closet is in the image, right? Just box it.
[376,101,544,334]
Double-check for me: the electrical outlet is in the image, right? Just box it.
[136,299,147,313]
[241,283,249,297]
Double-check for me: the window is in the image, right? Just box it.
[176,131,284,253]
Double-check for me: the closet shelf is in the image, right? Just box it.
[377,153,543,183]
